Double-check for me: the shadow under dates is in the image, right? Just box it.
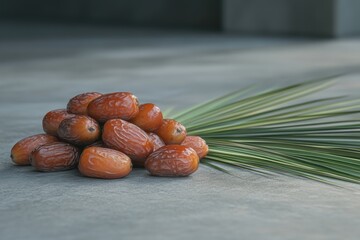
[3,161,201,198]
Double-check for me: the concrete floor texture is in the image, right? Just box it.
[0,23,360,240]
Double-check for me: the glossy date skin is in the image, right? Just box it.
[155,119,187,145]
[78,147,132,179]
[57,115,101,146]
[67,92,102,115]
[87,92,139,123]
[147,132,165,151]
[145,145,199,177]
[130,103,163,132]
[102,119,153,167]
[11,134,59,165]
[30,142,80,172]
[42,109,75,136]
[181,136,209,159]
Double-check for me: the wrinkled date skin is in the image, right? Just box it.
[30,142,80,172]
[78,147,132,179]
[181,136,209,159]
[11,134,59,165]
[87,92,139,123]
[148,132,165,151]
[155,119,187,145]
[57,115,101,146]
[130,103,163,132]
[67,92,102,115]
[42,109,75,136]
[102,119,153,167]
[145,145,199,177]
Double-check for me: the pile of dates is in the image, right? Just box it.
[10,92,208,179]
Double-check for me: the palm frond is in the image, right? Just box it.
[173,76,360,184]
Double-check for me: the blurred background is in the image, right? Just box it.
[1,0,360,36]
[1,0,360,107]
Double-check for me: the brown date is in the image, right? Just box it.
[148,132,165,151]
[67,92,102,115]
[78,147,132,179]
[130,103,163,132]
[102,119,153,167]
[30,142,80,172]
[181,136,209,159]
[11,134,58,165]
[42,109,75,136]
[155,119,187,145]
[87,92,139,123]
[57,115,101,146]
[84,140,106,149]
[145,145,199,177]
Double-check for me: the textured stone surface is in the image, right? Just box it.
[1,23,360,240]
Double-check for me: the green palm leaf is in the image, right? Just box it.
[173,76,360,184]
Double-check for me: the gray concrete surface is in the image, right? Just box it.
[1,23,360,240]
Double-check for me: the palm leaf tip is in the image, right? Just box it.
[173,77,360,184]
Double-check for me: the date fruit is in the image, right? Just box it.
[87,92,139,123]
[148,132,165,151]
[102,119,153,167]
[78,147,132,179]
[67,92,102,115]
[42,109,75,136]
[145,145,199,177]
[130,103,163,132]
[30,142,80,172]
[181,136,209,159]
[11,89,205,180]
[11,134,58,165]
[57,115,100,146]
[155,119,187,145]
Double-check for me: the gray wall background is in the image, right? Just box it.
[224,0,360,37]
[223,0,335,36]
[0,0,222,30]
[1,0,360,37]
[335,0,360,36]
